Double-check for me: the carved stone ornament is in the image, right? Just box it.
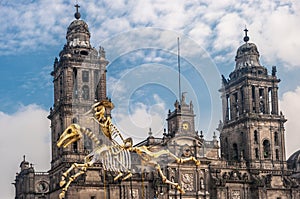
[129,189,139,199]
[181,173,194,192]
[182,145,192,157]
[231,190,241,199]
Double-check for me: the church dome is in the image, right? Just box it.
[67,19,90,37]
[20,159,29,170]
[234,29,261,70]
[228,29,268,80]
[287,150,300,172]
[65,6,91,48]
[236,42,259,59]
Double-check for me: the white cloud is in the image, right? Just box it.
[2,0,300,68]
[213,12,244,52]
[0,104,50,199]
[113,94,167,142]
[280,87,300,158]
[0,1,71,55]
[130,0,158,24]
[188,22,212,47]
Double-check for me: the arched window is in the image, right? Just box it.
[252,86,256,113]
[275,149,279,160]
[73,68,78,99]
[233,143,238,161]
[224,137,229,159]
[240,88,244,113]
[82,85,89,100]
[255,148,259,159]
[59,76,63,96]
[226,95,231,120]
[274,132,279,146]
[254,130,258,144]
[94,71,99,88]
[72,141,78,153]
[72,117,78,123]
[263,140,271,158]
[241,132,244,142]
[259,88,265,113]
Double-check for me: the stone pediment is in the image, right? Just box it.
[166,135,202,158]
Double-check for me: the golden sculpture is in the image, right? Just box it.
[57,100,200,199]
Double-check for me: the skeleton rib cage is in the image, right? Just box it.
[77,124,132,175]
[97,144,132,174]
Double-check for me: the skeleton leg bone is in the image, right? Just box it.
[59,163,90,199]
[60,163,85,187]
[154,162,185,194]
[113,172,123,181]
[175,156,200,166]
[145,148,200,166]
[122,172,132,181]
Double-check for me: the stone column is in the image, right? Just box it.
[272,87,279,115]
[263,87,268,114]
[255,87,259,113]
[230,93,235,120]
[244,85,251,113]
[221,92,228,122]
[265,87,270,114]
[237,89,242,116]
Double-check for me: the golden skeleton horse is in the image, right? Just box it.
[57,100,200,199]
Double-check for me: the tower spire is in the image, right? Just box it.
[74,4,81,19]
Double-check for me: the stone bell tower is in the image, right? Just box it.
[47,5,109,198]
[167,92,196,137]
[219,29,287,169]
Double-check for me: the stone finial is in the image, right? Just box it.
[148,128,152,137]
[190,100,194,112]
[213,131,217,140]
[272,66,277,76]
[99,46,106,58]
[174,100,179,110]
[181,92,187,105]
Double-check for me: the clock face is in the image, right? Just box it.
[182,122,190,131]
[36,181,49,193]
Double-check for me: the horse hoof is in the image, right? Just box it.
[59,192,65,199]
[176,185,185,194]
[60,180,66,187]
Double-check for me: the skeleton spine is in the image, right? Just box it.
[110,123,120,137]
[80,127,100,145]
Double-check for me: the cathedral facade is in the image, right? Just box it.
[14,5,300,199]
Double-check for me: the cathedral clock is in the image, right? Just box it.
[182,121,190,131]
[36,181,49,193]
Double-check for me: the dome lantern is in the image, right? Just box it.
[74,4,81,20]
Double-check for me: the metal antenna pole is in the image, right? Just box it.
[177,37,182,102]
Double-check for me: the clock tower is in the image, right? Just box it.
[167,92,196,136]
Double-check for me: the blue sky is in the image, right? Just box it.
[1,0,300,198]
